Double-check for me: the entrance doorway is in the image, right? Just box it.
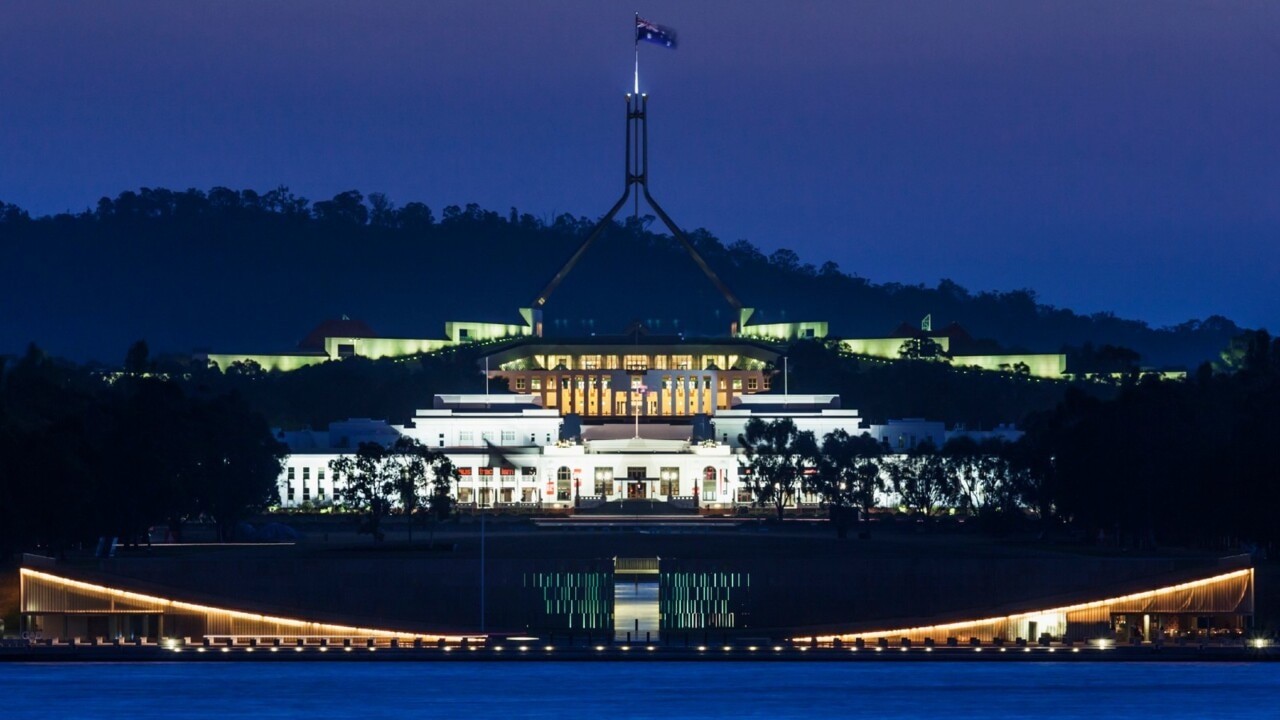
[626,467,647,499]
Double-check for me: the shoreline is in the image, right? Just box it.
[2,643,1275,663]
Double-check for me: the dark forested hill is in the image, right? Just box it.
[0,188,1242,368]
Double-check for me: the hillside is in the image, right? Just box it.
[0,189,1241,368]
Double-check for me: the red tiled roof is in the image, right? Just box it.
[298,319,377,350]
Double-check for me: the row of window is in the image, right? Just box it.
[513,375,765,392]
[454,430,551,446]
[286,467,326,482]
[536,355,725,372]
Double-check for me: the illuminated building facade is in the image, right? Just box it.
[274,393,1021,510]
[484,338,777,418]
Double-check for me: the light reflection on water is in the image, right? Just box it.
[1,661,1277,719]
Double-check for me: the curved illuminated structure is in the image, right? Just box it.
[793,568,1254,646]
[20,568,465,644]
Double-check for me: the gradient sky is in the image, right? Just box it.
[3,1,1278,331]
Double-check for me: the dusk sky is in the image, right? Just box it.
[3,1,1278,333]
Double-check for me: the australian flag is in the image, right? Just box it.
[636,16,677,49]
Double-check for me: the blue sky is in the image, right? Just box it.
[2,1,1277,331]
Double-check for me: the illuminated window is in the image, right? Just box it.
[594,468,614,495]
[731,378,743,390]
[702,466,718,501]
[531,377,542,390]
[556,466,572,501]
[660,467,679,496]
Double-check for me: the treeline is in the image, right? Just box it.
[0,187,1242,368]
[774,339,1108,427]
[0,343,286,560]
[743,330,1280,550]
[1018,329,1280,550]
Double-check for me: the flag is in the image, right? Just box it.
[636,16,677,49]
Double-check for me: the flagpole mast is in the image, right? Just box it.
[634,12,640,95]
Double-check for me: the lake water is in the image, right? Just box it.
[2,661,1277,719]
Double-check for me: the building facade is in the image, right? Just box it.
[274,393,1022,511]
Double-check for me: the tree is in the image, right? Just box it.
[885,440,958,516]
[424,451,458,547]
[899,336,944,360]
[739,418,818,521]
[312,190,368,226]
[188,393,287,542]
[383,436,458,543]
[330,441,394,541]
[811,429,883,537]
[387,437,427,542]
[943,436,1021,528]
[123,340,150,375]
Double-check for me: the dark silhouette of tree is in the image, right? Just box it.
[312,190,369,226]
[810,429,883,537]
[898,336,944,360]
[383,436,458,543]
[738,418,819,521]
[188,392,287,542]
[329,441,394,541]
[0,343,286,554]
[885,440,958,516]
[0,188,1246,369]
[123,340,150,375]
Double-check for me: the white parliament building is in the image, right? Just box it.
[275,389,1021,512]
